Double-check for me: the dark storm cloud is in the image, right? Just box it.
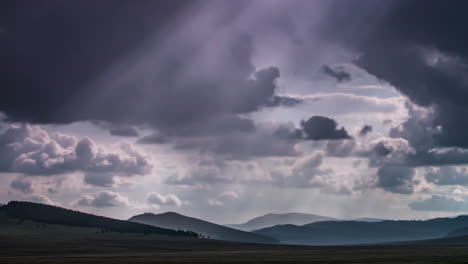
[375,165,417,194]
[322,65,351,83]
[300,116,350,140]
[325,0,468,149]
[10,178,33,193]
[326,139,356,157]
[424,166,468,186]
[137,133,170,145]
[409,195,468,212]
[0,0,310,160]
[266,95,303,107]
[273,124,303,141]
[110,127,139,137]
[0,1,291,140]
[163,114,352,159]
[359,125,373,136]
[0,0,190,123]
[83,173,115,188]
[373,142,393,157]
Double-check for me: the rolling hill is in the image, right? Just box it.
[445,226,468,238]
[0,201,197,238]
[129,212,278,244]
[227,213,337,231]
[254,216,468,245]
[352,217,385,222]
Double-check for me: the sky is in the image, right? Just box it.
[2,0,468,224]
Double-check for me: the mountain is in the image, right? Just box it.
[254,216,468,245]
[129,212,278,244]
[0,201,197,238]
[227,213,337,231]
[352,217,386,222]
[445,226,468,238]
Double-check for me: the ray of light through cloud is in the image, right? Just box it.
[2,0,468,224]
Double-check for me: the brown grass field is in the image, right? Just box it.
[1,235,468,264]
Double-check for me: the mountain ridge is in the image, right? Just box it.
[0,201,197,238]
[254,216,468,245]
[227,212,337,231]
[129,211,278,244]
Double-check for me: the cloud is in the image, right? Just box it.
[359,105,468,168]
[170,122,301,159]
[25,194,56,205]
[0,2,318,163]
[165,158,272,187]
[137,133,170,144]
[266,95,303,107]
[375,165,417,194]
[165,152,350,193]
[405,147,468,167]
[83,173,115,187]
[359,125,373,136]
[271,153,334,188]
[389,102,437,152]
[165,163,229,186]
[77,191,130,208]
[425,166,468,186]
[146,192,183,207]
[357,137,415,168]
[409,195,468,212]
[109,127,139,137]
[326,139,356,157]
[0,124,152,177]
[372,142,393,157]
[0,1,190,125]
[300,116,350,140]
[0,3,292,141]
[10,177,33,193]
[326,0,468,149]
[208,198,223,206]
[273,123,303,141]
[322,65,351,82]
[7,0,468,212]
[269,153,353,194]
[218,190,240,200]
[292,93,401,117]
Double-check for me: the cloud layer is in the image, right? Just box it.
[0,124,152,177]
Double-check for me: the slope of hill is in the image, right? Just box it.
[254,216,468,245]
[445,226,468,238]
[129,212,278,244]
[0,201,197,238]
[227,213,337,231]
[352,217,385,222]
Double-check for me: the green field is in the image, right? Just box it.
[2,235,468,264]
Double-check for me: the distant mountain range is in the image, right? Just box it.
[254,216,468,245]
[352,217,386,222]
[129,212,277,244]
[227,213,337,231]
[3,201,468,247]
[226,213,386,231]
[446,226,468,238]
[0,201,197,238]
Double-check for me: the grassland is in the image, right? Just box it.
[1,234,468,264]
[1,202,468,263]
